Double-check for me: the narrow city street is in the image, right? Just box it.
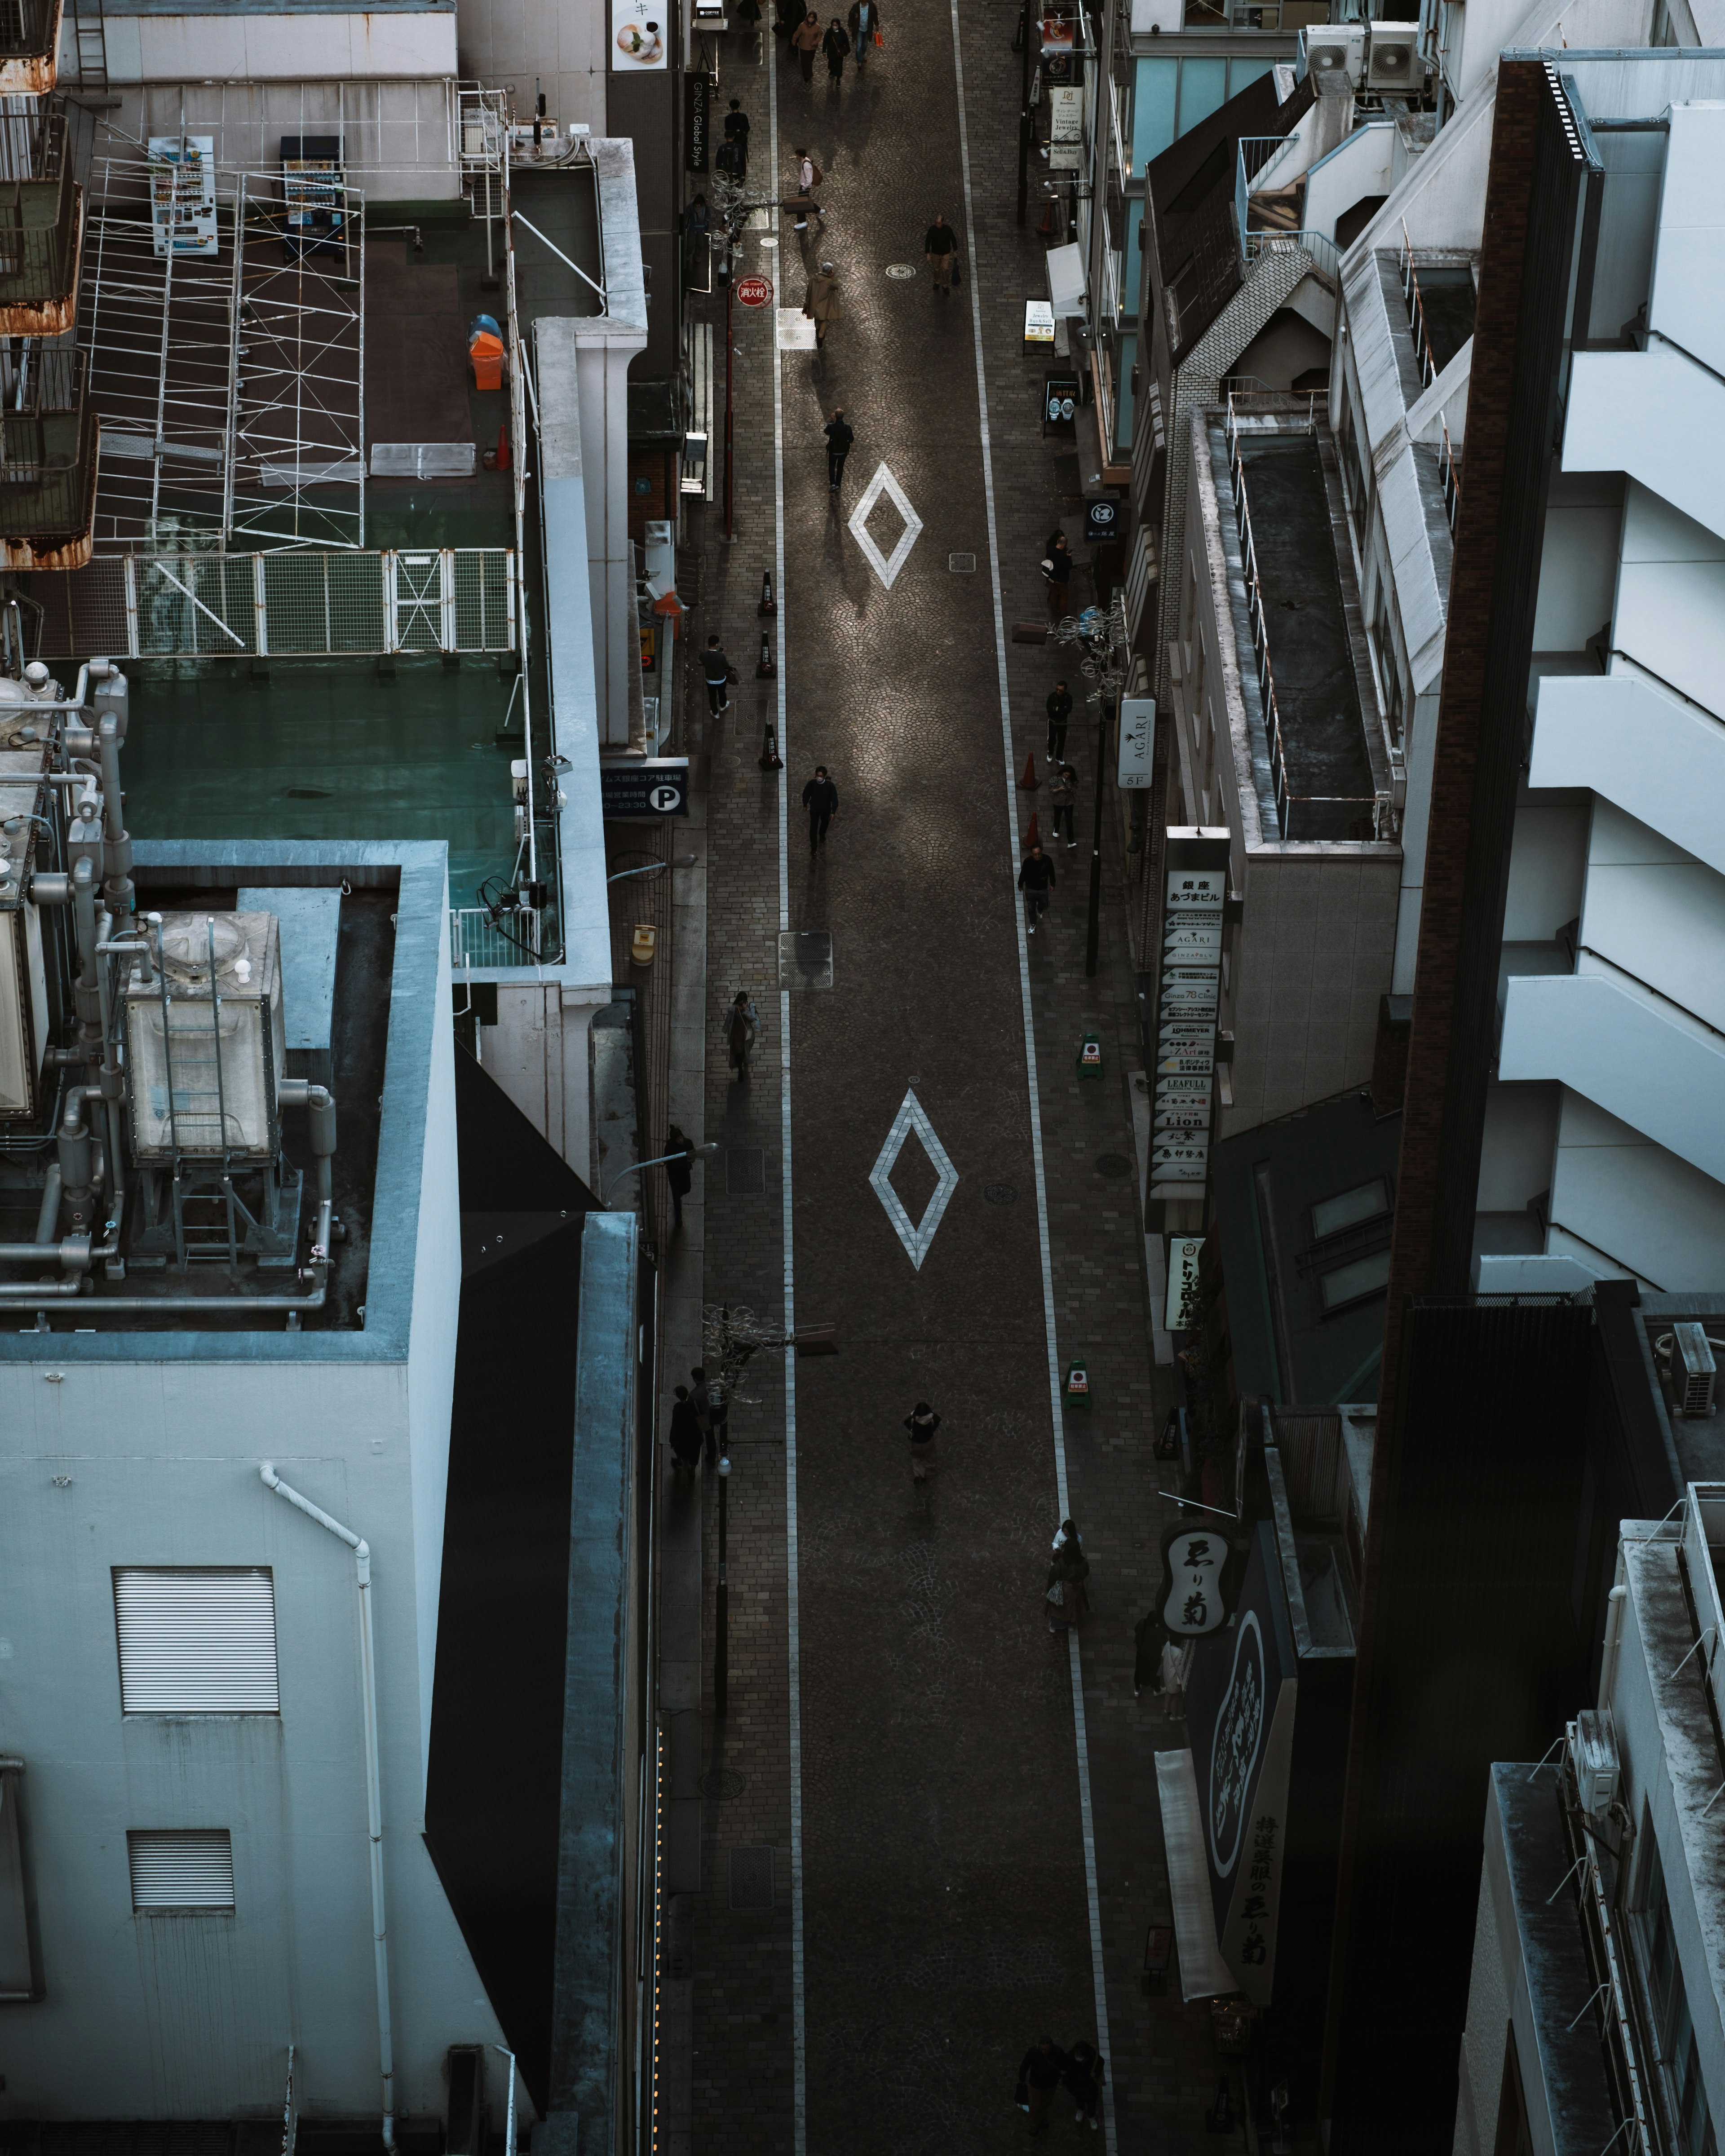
[678,7,1225,2151]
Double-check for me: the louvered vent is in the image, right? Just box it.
[128,1829,235,1911]
[113,1567,279,1713]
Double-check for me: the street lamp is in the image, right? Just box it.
[608,854,699,884]
[714,1451,731,1716]
[1052,595,1130,979]
[603,1141,717,1207]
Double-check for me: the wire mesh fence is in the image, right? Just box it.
[25,547,515,658]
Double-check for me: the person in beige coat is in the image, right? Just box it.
[803,261,841,348]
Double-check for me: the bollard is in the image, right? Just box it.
[758,570,777,616]
[756,627,777,678]
[759,721,784,771]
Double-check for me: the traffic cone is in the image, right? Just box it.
[758,570,777,617]
[1019,750,1040,791]
[756,627,777,678]
[759,721,783,770]
[495,421,511,473]
[1024,812,1041,849]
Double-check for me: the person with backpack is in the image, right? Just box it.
[789,146,825,231]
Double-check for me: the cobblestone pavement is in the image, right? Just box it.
[680,11,1235,2154]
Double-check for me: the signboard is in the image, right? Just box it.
[1152,848,1226,1193]
[1084,497,1119,548]
[1186,1524,1300,2004]
[611,0,668,67]
[148,136,217,259]
[1044,372,1079,432]
[1155,1521,1238,1637]
[1024,299,1056,346]
[1118,696,1154,789]
[1047,239,1087,313]
[600,757,690,818]
[1048,81,1084,168]
[685,72,711,170]
[736,274,773,307]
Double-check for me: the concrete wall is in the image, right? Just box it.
[455,0,610,137]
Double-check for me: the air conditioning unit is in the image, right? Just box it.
[1569,1709,1619,1820]
[1675,1322,1718,1417]
[1365,22,1421,90]
[1305,25,1365,82]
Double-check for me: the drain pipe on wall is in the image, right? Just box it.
[261,1463,397,2148]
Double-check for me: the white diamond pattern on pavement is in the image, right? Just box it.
[867,1089,958,1271]
[848,461,924,591]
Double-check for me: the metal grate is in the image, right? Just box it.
[113,1568,279,1713]
[29,548,515,659]
[128,1828,235,1911]
[451,904,541,972]
[729,1846,775,1912]
[947,551,976,574]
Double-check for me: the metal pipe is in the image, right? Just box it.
[260,1464,396,2150]
[0,1198,336,1312]
[0,1237,88,1270]
[32,1166,62,1245]
[495,2047,518,2156]
[95,715,133,917]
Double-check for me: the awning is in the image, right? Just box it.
[1154,1747,1238,2001]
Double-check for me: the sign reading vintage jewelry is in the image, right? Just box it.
[1152,857,1224,1195]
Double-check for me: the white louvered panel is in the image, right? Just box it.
[113,1568,279,1713]
[128,1829,235,1910]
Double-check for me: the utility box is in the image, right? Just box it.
[124,913,284,1161]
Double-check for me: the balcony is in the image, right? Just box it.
[0,346,97,569]
[0,0,62,93]
[0,107,82,335]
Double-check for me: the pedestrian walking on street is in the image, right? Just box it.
[1045,678,1073,760]
[1041,534,1074,621]
[1045,1525,1090,1632]
[803,261,841,349]
[774,0,800,31]
[691,1365,728,1463]
[792,9,822,79]
[789,146,825,230]
[725,989,758,1081]
[1048,760,1078,849]
[723,97,751,176]
[803,764,838,852]
[1018,842,1055,934]
[701,632,732,715]
[824,406,854,489]
[1015,2040,1069,2136]
[822,15,851,79]
[904,1402,941,1510]
[1064,2040,1106,2132]
[663,1122,694,1228]
[1159,1635,1192,1722]
[847,0,880,66]
[668,1384,703,1475]
[924,210,958,292]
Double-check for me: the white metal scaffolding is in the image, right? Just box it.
[76,151,366,553]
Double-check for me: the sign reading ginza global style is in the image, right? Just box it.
[1153,846,1225,1198]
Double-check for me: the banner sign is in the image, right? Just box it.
[600,757,689,817]
[612,0,669,68]
[686,72,711,170]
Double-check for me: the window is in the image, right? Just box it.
[1318,1249,1391,1312]
[1637,1830,1718,2156]
[128,1829,235,1913]
[113,1567,279,1714]
[1311,1179,1391,1241]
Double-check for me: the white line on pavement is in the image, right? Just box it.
[945,7,1118,2148]
[768,43,810,2156]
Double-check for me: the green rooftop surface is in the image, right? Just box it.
[120,658,525,911]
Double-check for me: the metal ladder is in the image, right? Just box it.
[69,0,108,95]
[156,931,241,1271]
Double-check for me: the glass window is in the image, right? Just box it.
[1116,331,1137,456]
[1318,1250,1391,1312]
[1311,1179,1390,1240]
[1124,199,1144,318]
[1133,57,1179,170]
[1177,58,1228,137]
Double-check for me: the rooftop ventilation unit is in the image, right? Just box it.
[1365,22,1421,90]
[1675,1322,1718,1418]
[1569,1709,1619,1820]
[1306,25,1365,81]
[123,912,283,1162]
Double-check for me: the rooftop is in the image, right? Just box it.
[1209,406,1386,840]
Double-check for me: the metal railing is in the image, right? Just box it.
[1224,393,1381,843]
[0,346,95,540]
[1185,0,1292,26]
[0,0,59,59]
[1439,416,1461,533]
[1242,225,1340,289]
[1399,218,1438,388]
[1234,136,1290,247]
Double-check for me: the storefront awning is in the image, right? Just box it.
[1153,1747,1238,2001]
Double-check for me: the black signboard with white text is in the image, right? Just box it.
[685,73,711,171]
[601,757,690,818]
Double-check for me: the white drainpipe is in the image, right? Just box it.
[261,1462,397,2149]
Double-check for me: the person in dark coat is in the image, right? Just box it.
[774,0,801,31]
[1017,842,1055,934]
[722,97,751,174]
[904,1401,941,1509]
[1046,678,1074,760]
[846,0,880,66]
[824,406,854,490]
[1016,2039,1069,2136]
[725,990,758,1081]
[924,210,958,291]
[822,16,850,78]
[1064,2039,1106,2130]
[1042,533,1074,620]
[802,764,838,852]
[692,1366,727,1463]
[1048,761,1078,850]
[701,633,731,715]
[668,1384,703,1474]
[1045,1531,1090,1633]
[664,1122,694,1227]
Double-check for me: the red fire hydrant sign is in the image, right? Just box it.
[737,275,773,308]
